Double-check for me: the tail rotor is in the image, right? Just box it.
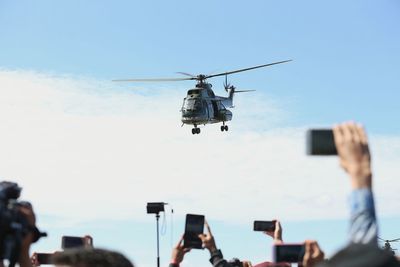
[223,75,255,93]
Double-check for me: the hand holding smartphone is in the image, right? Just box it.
[183,214,205,249]
[253,221,276,232]
[61,235,93,249]
[273,243,305,263]
[35,253,54,265]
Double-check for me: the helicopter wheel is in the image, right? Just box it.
[192,127,201,134]
[224,125,228,131]
[220,125,225,132]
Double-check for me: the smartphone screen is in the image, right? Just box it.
[62,236,85,249]
[273,244,305,263]
[36,253,53,265]
[306,129,337,155]
[183,214,205,249]
[253,221,275,232]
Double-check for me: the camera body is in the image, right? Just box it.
[146,202,165,214]
[0,182,26,262]
[228,258,243,267]
[0,182,45,267]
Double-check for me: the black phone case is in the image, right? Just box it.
[183,214,204,249]
[306,129,337,155]
[253,221,275,232]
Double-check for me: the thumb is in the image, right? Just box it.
[198,234,206,241]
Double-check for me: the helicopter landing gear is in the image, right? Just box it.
[220,123,229,132]
[192,126,200,135]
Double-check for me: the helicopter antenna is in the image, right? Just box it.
[223,75,231,92]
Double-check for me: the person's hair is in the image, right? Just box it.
[318,244,400,267]
[51,248,134,267]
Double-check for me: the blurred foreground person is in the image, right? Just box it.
[0,181,46,267]
[52,248,134,267]
[317,122,400,267]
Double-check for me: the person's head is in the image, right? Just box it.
[318,243,400,267]
[52,248,134,267]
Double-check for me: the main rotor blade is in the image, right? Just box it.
[176,72,196,78]
[235,90,256,93]
[112,77,194,82]
[389,238,400,242]
[205,60,292,79]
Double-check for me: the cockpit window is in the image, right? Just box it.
[182,98,206,116]
[187,89,200,95]
[183,98,203,111]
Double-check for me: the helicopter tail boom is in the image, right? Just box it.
[221,86,255,108]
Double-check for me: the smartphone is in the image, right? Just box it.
[253,221,275,232]
[62,236,91,249]
[183,214,205,249]
[273,243,305,263]
[36,253,53,265]
[306,129,337,155]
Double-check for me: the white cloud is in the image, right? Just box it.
[0,69,399,227]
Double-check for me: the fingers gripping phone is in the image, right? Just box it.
[183,214,205,249]
[253,221,275,232]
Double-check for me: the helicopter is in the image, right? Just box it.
[113,60,291,134]
[378,237,400,255]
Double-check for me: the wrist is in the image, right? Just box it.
[208,246,218,254]
[170,259,180,266]
[350,173,372,189]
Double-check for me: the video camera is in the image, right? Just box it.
[0,181,46,267]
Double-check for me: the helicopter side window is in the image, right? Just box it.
[217,101,226,110]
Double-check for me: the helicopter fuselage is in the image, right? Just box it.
[181,83,233,128]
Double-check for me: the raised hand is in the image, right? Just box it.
[171,235,191,265]
[333,122,372,189]
[264,220,283,243]
[198,220,217,253]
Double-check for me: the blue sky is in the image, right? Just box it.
[0,1,399,266]
[1,0,400,134]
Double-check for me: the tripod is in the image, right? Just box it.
[155,213,161,267]
[147,202,166,267]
